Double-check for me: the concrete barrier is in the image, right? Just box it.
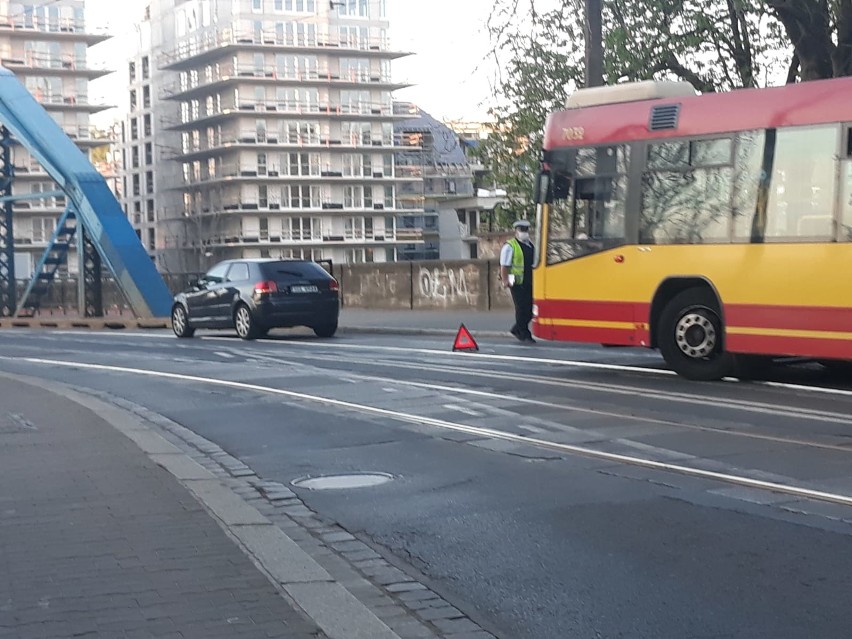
[336,260,513,311]
[8,259,516,317]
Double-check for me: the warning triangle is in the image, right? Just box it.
[452,324,479,352]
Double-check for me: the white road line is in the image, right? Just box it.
[442,404,482,417]
[518,424,547,434]
[214,351,235,359]
[5,355,852,509]
[10,330,852,399]
[271,350,852,427]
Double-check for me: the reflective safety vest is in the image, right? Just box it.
[507,238,525,285]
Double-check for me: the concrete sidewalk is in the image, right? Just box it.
[0,373,494,639]
[0,375,329,639]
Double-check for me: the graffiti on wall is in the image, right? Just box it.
[360,269,400,297]
[418,266,472,304]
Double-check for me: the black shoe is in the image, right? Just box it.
[523,336,536,344]
[510,327,525,342]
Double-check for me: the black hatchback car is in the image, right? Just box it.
[171,259,340,340]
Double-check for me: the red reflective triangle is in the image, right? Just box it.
[452,324,479,352]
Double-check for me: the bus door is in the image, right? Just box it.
[537,144,631,341]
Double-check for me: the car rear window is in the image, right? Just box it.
[259,261,331,280]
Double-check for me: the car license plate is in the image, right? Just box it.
[290,285,318,294]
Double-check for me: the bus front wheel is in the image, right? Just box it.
[658,288,733,381]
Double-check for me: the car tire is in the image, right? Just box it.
[234,304,260,340]
[171,304,195,338]
[313,321,338,338]
[658,287,733,381]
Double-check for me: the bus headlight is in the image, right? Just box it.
[532,304,539,318]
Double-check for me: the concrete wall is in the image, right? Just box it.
[335,260,512,311]
[13,259,514,316]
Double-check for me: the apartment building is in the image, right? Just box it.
[123,0,422,273]
[396,103,505,261]
[0,0,110,278]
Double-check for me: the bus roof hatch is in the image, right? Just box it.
[565,80,697,109]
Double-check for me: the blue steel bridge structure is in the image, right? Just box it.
[0,66,171,319]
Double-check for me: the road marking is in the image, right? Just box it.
[10,330,852,399]
[518,424,547,434]
[269,350,852,428]
[442,404,482,417]
[214,351,235,359]
[6,355,852,509]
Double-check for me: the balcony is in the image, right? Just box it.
[167,100,400,131]
[25,91,113,113]
[159,28,408,70]
[0,19,109,45]
[161,63,410,100]
[2,53,111,79]
[169,134,411,161]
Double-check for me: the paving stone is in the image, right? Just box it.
[398,589,441,603]
[0,377,323,639]
[432,617,482,634]
[386,582,427,594]
[321,532,356,543]
[417,605,465,621]
[343,549,382,562]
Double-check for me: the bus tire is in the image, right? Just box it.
[658,288,733,381]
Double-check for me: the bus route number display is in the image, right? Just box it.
[562,127,585,141]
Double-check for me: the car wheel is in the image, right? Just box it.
[658,288,732,381]
[234,304,259,340]
[313,321,338,338]
[171,304,195,338]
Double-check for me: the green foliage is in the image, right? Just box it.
[478,0,850,228]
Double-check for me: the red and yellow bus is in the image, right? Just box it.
[531,77,852,380]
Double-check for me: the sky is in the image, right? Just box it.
[84,0,500,127]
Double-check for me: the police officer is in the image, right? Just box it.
[499,219,535,343]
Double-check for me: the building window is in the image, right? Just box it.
[338,0,367,17]
[144,114,152,137]
[285,0,315,12]
[252,0,262,11]
[142,56,149,80]
[143,86,150,109]
[147,199,155,222]
[128,61,136,82]
[129,89,137,111]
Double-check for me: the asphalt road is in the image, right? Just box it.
[3,328,852,638]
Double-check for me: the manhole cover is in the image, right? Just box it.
[292,473,394,490]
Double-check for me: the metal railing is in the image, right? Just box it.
[159,28,394,67]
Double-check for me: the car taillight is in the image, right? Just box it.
[254,280,278,295]
[328,279,340,293]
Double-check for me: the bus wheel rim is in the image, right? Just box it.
[675,311,716,359]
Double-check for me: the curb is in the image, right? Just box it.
[339,326,508,339]
[0,318,511,340]
[0,371,401,639]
